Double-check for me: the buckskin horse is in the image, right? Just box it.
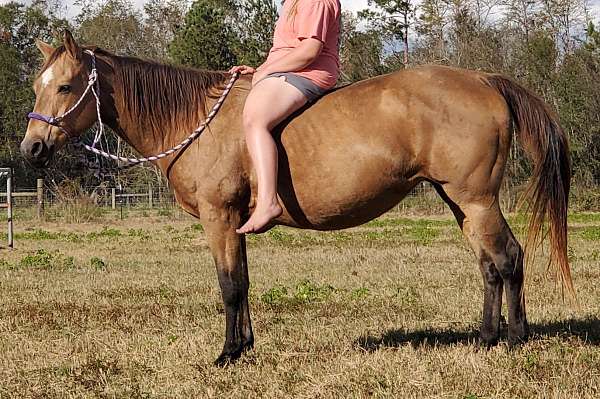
[21,32,573,365]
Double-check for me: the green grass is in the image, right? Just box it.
[14,249,75,271]
[577,226,600,241]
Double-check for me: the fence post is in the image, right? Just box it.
[148,185,153,208]
[7,170,13,249]
[111,188,116,210]
[36,178,44,219]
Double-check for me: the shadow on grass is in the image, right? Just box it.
[356,316,600,351]
[356,326,479,351]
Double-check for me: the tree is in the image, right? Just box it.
[168,0,239,70]
[232,0,277,66]
[76,0,146,56]
[447,1,503,70]
[359,0,417,66]
[0,1,69,185]
[143,0,188,61]
[539,0,588,56]
[416,0,450,63]
[339,11,388,83]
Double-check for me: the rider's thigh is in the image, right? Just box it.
[243,76,308,131]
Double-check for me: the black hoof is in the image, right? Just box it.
[214,351,242,367]
[508,334,529,349]
[213,340,254,367]
[477,335,499,349]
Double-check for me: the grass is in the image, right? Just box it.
[0,212,598,397]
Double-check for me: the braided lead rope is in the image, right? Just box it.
[77,71,240,166]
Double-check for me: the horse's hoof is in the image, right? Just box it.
[214,352,238,367]
[242,338,254,352]
[508,335,528,349]
[477,335,498,349]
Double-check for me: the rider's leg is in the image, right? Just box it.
[236,75,308,234]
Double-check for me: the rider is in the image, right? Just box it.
[230,0,341,234]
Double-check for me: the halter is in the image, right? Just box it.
[27,49,240,167]
[28,50,100,141]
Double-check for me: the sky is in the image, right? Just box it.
[2,0,600,22]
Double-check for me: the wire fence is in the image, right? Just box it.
[0,181,174,209]
[0,177,537,218]
[1,176,599,222]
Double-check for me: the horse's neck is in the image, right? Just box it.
[101,75,172,159]
[104,77,231,179]
[101,55,229,162]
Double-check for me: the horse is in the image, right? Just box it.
[21,31,573,365]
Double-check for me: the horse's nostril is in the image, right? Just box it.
[31,141,44,158]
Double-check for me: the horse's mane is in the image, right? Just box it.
[111,51,229,137]
[42,45,230,140]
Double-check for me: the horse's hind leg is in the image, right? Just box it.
[435,185,528,345]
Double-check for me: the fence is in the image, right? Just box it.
[0,177,534,220]
[0,179,445,219]
[0,168,13,248]
[0,178,177,216]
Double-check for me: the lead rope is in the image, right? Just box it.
[76,69,240,169]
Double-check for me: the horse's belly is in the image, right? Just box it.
[275,177,420,230]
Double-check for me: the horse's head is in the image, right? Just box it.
[21,31,98,167]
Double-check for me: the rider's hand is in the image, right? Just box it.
[228,65,256,75]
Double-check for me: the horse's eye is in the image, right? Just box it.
[58,85,71,94]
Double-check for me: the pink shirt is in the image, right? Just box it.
[262,0,341,89]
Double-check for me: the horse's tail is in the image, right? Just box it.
[485,74,574,298]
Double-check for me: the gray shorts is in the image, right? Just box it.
[260,72,329,103]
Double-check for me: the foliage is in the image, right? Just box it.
[339,11,389,83]
[168,0,238,69]
[1,0,600,193]
[231,0,277,66]
[0,1,69,184]
[18,248,75,270]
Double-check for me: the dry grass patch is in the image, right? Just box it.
[0,212,598,397]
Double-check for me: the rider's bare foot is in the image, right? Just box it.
[236,201,283,234]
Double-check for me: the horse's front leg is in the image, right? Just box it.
[200,204,253,366]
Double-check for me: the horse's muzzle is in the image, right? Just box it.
[20,137,55,168]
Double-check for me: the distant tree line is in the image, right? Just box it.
[1,0,599,202]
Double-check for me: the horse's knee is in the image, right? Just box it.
[495,237,524,283]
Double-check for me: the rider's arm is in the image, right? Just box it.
[257,38,323,75]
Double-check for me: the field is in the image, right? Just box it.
[0,209,599,398]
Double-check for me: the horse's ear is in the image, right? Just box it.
[63,30,82,61]
[35,39,54,61]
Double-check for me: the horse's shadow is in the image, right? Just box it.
[355,316,600,351]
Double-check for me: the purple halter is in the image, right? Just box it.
[27,113,61,126]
